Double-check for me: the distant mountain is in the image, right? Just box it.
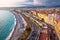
[18,5,47,8]
[18,5,60,8]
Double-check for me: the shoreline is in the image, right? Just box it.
[6,11,27,40]
[6,13,17,40]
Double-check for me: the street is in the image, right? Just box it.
[10,9,59,40]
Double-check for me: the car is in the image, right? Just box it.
[39,33,49,40]
[32,31,37,37]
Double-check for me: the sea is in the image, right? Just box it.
[0,10,15,40]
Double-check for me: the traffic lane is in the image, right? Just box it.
[39,25,50,40]
[25,13,44,23]
[29,13,59,40]
[32,22,38,31]
[10,12,25,40]
[20,13,31,25]
[25,13,42,20]
[21,13,39,40]
[12,12,25,28]
[27,23,38,40]
[16,14,24,28]
[47,24,59,40]
[27,31,38,40]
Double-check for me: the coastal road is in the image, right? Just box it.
[23,12,59,40]
[9,11,27,40]
[27,23,39,40]
[23,14,39,40]
[10,10,59,40]
[21,13,40,40]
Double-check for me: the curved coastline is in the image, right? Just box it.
[6,12,17,40]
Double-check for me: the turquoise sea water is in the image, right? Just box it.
[0,10,15,40]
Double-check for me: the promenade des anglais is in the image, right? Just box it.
[0,0,60,40]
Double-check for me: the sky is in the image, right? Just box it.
[0,0,60,7]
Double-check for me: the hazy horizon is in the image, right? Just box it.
[0,0,60,7]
